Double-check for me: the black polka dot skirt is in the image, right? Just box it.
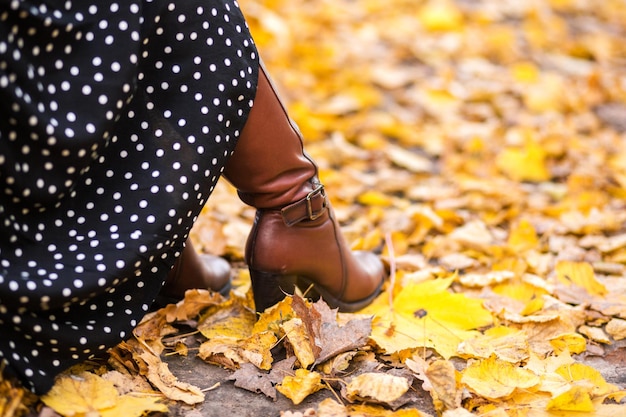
[0,0,259,393]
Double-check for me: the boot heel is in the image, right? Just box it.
[250,269,298,312]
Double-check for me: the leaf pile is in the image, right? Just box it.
[7,0,626,415]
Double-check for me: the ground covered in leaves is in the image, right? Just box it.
[4,0,626,416]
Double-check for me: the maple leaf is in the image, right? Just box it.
[363,277,493,358]
[228,363,277,400]
[310,299,373,365]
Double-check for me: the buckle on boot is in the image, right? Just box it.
[281,183,328,226]
[306,184,327,221]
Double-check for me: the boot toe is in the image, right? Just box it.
[199,254,232,295]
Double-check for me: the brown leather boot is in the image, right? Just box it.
[156,239,231,306]
[224,64,385,313]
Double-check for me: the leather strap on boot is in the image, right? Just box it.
[280,183,328,227]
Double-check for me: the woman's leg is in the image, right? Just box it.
[157,239,232,303]
[224,64,385,312]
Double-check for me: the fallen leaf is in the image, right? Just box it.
[41,372,168,417]
[344,373,410,405]
[546,385,594,412]
[276,369,325,405]
[461,356,540,400]
[281,317,317,368]
[555,261,608,296]
[549,332,587,355]
[606,318,626,340]
[228,363,277,400]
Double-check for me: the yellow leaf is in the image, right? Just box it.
[237,331,278,370]
[441,408,475,417]
[521,297,545,316]
[461,356,540,400]
[41,372,168,417]
[555,362,618,397]
[42,372,118,416]
[197,297,257,340]
[357,190,394,207]
[522,73,566,113]
[507,219,540,252]
[281,317,316,368]
[364,278,492,358]
[549,332,587,355]
[511,61,540,83]
[345,373,410,404]
[99,395,168,417]
[395,278,493,330]
[276,369,324,405]
[457,328,530,363]
[252,296,295,335]
[555,261,607,296]
[546,385,594,412]
[417,0,464,31]
[493,281,547,305]
[496,142,551,182]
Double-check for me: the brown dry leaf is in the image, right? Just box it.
[228,363,277,400]
[310,299,373,365]
[122,339,204,405]
[407,355,461,413]
[424,359,462,411]
[100,370,155,395]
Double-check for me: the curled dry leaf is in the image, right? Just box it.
[344,373,410,405]
[606,318,626,340]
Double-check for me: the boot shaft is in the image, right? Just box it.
[223,64,317,210]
